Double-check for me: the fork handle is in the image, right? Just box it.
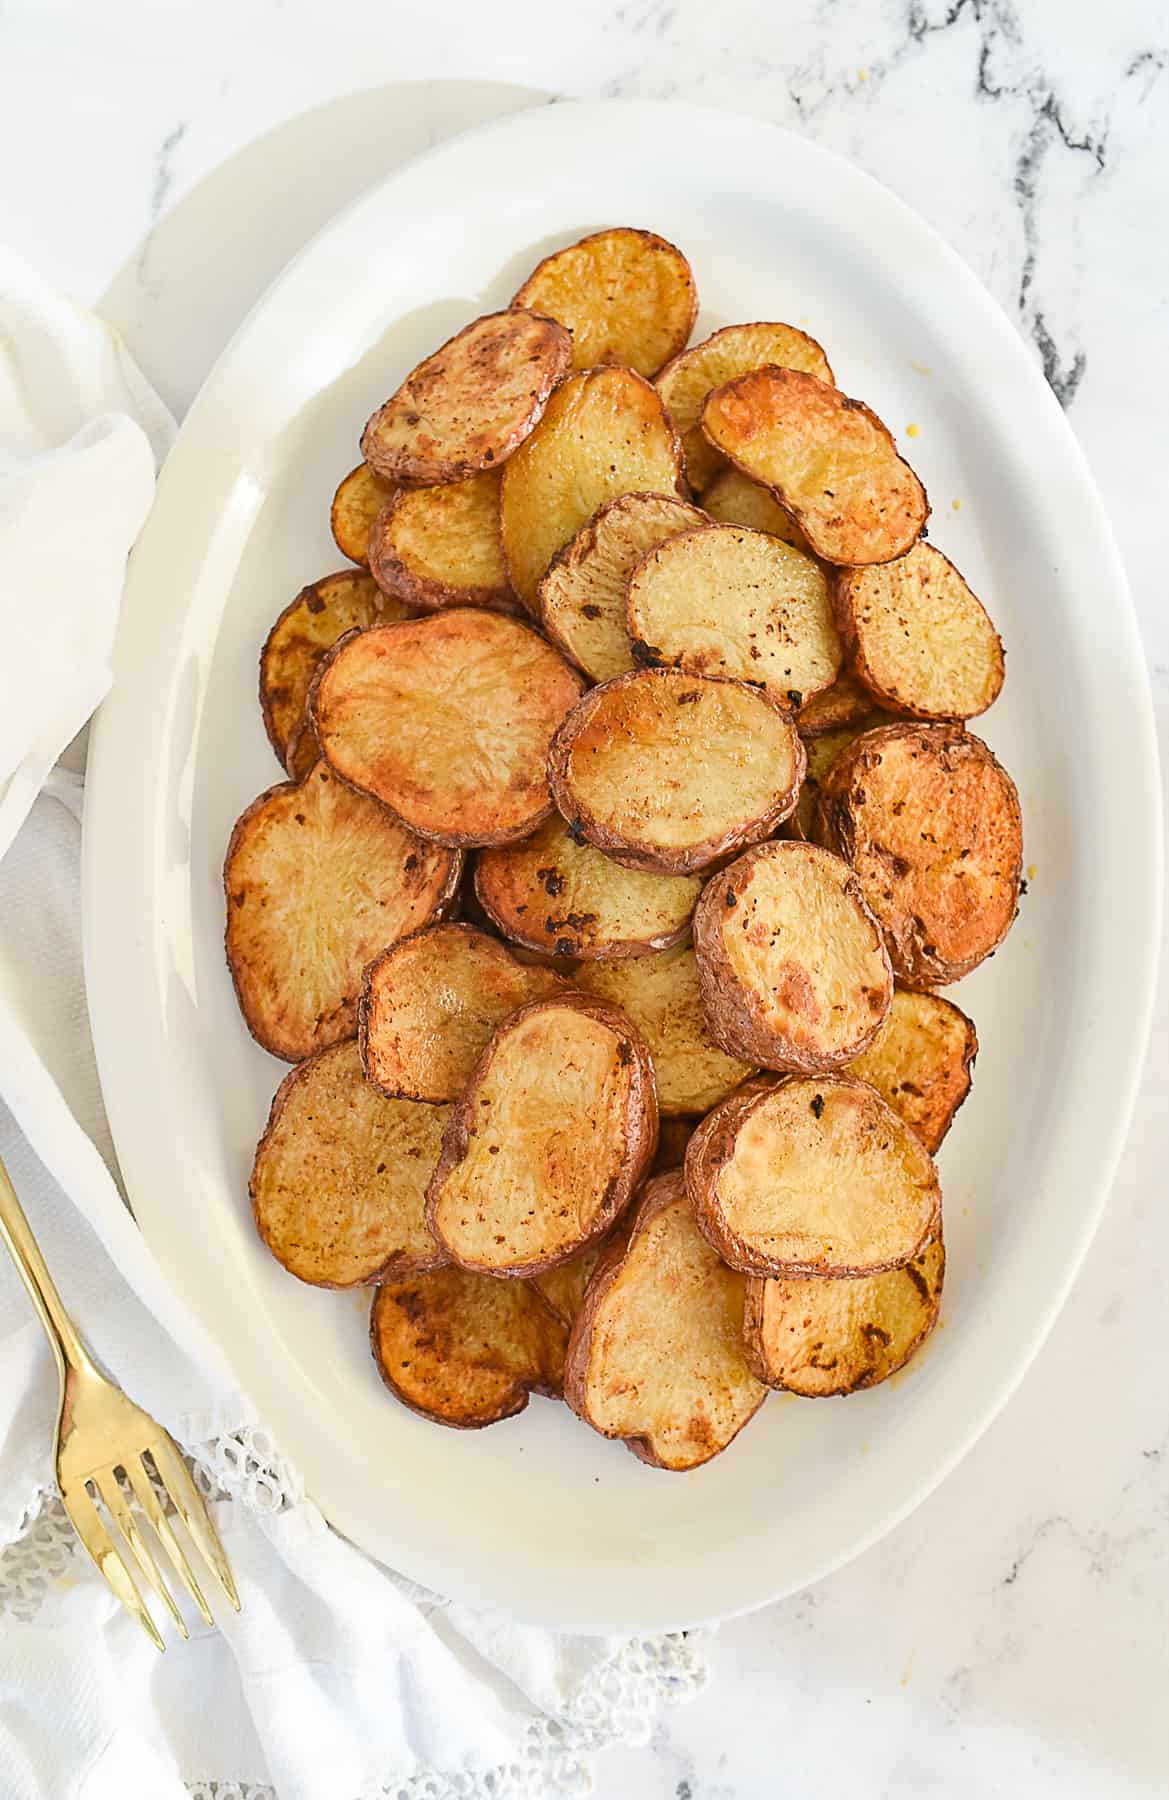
[0,1152,90,1377]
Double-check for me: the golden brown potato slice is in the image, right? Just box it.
[224,764,461,1062]
[693,841,892,1073]
[833,544,1004,720]
[814,721,1022,985]
[512,227,697,379]
[786,716,886,842]
[656,322,834,493]
[846,988,977,1153]
[259,570,410,775]
[370,1268,567,1429]
[575,944,755,1115]
[360,309,573,485]
[538,491,709,682]
[547,668,805,876]
[330,464,397,567]
[701,368,928,566]
[500,367,686,612]
[564,1171,766,1469]
[626,524,842,707]
[474,811,701,960]
[367,469,518,614]
[250,1039,448,1287]
[685,1075,941,1278]
[700,465,808,549]
[531,1243,606,1329]
[360,922,569,1103]
[653,1113,700,1172]
[426,993,657,1276]
[796,670,884,736]
[744,1233,945,1396]
[312,610,584,847]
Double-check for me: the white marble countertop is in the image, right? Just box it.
[2,3,1166,1796]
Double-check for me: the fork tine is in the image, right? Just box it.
[94,1469,188,1640]
[146,1436,241,1613]
[124,1457,214,1626]
[61,1480,165,1652]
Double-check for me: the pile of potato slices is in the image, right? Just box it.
[228,226,1021,1472]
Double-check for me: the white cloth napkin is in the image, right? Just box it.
[0,251,704,1800]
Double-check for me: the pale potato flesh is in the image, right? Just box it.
[532,1245,604,1328]
[313,611,583,845]
[330,464,397,567]
[512,227,697,378]
[576,944,755,1114]
[701,465,808,548]
[539,491,708,683]
[251,1040,448,1286]
[835,543,1003,720]
[656,322,833,492]
[846,988,976,1153]
[368,469,512,611]
[627,524,842,706]
[260,569,403,770]
[500,367,684,611]
[475,810,702,958]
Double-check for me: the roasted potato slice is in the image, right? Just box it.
[744,1233,945,1396]
[626,524,842,707]
[702,368,928,566]
[814,722,1023,985]
[700,465,808,549]
[694,841,891,1073]
[367,469,518,614]
[500,366,686,612]
[474,811,701,960]
[547,668,805,876]
[370,1267,567,1429]
[786,716,886,842]
[846,988,977,1153]
[656,322,833,493]
[360,308,572,485]
[796,670,884,737]
[685,1075,941,1279]
[531,1243,606,1329]
[312,610,584,847]
[538,491,709,682]
[426,993,657,1276]
[259,569,409,776]
[512,227,697,379]
[360,922,569,1103]
[564,1171,766,1469]
[576,944,755,1115]
[224,764,461,1061]
[250,1039,448,1287]
[330,463,397,567]
[833,543,1004,720]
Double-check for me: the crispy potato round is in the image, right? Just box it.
[626,524,842,707]
[685,1075,941,1279]
[500,366,686,612]
[814,722,1023,985]
[547,668,805,876]
[360,309,573,485]
[474,811,701,960]
[700,465,808,548]
[833,543,1004,720]
[846,988,977,1153]
[702,368,928,566]
[312,610,585,847]
[538,490,709,682]
[259,570,410,776]
[694,841,892,1073]
[512,227,697,379]
[250,1039,448,1287]
[656,322,834,493]
[330,464,397,567]
[367,468,519,615]
[426,993,657,1276]
[744,1233,945,1396]
[796,670,885,736]
[564,1171,766,1470]
[370,1268,567,1429]
[786,714,889,842]
[224,765,461,1062]
[360,923,569,1103]
[576,944,755,1115]
[531,1242,607,1330]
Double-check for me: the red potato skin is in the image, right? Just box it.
[368,1283,566,1430]
[424,991,659,1278]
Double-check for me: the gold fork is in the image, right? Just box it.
[0,1149,240,1648]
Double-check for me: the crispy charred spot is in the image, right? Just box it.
[787,689,803,708]
[811,1093,825,1119]
[617,1042,633,1066]
[630,637,662,666]
[567,819,588,846]
[231,892,245,908]
[536,866,566,897]
[675,689,702,704]
[861,1322,893,1347]
[581,604,602,619]
[725,888,737,908]
[555,937,574,956]
[397,1288,427,1324]
[904,1261,932,1303]
[305,593,326,615]
[404,852,419,871]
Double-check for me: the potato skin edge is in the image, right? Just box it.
[368,1283,564,1430]
[367,493,524,618]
